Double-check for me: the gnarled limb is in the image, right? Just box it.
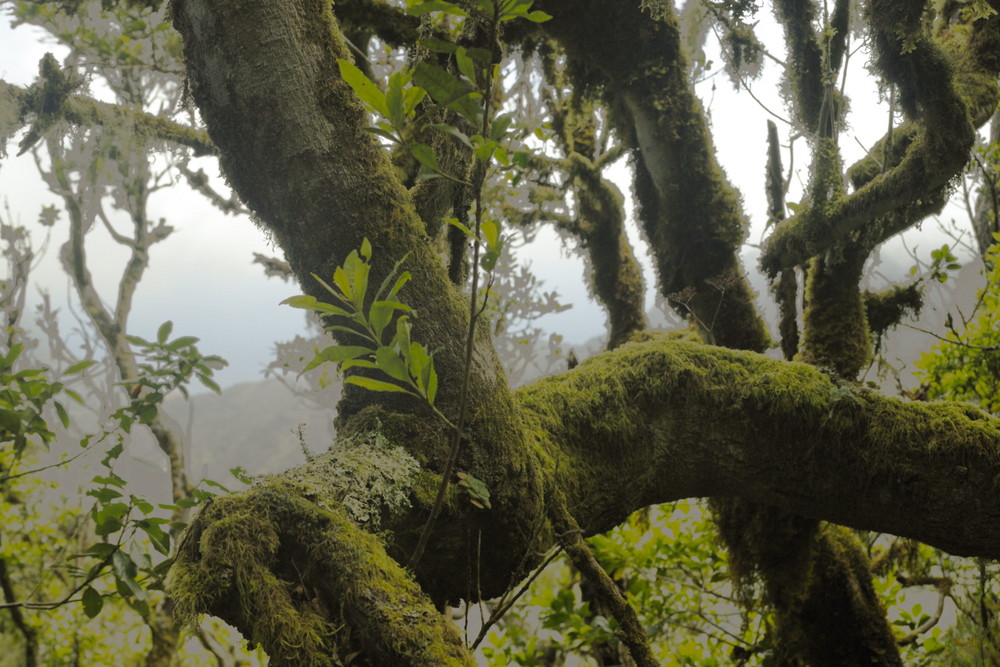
[761,2,1000,275]
[534,0,770,351]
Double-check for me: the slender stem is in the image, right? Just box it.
[409,7,501,569]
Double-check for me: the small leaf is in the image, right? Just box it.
[403,86,427,115]
[490,113,513,141]
[340,358,379,371]
[54,401,70,428]
[302,345,372,373]
[375,346,411,382]
[426,361,438,404]
[333,266,352,299]
[413,62,482,126]
[428,123,472,148]
[337,59,389,117]
[112,551,145,600]
[82,587,103,618]
[456,46,478,84]
[156,321,173,345]
[344,376,414,394]
[65,359,96,375]
[197,374,221,394]
[447,217,474,238]
[410,142,442,172]
[361,237,373,261]
[523,9,552,22]
[168,336,199,350]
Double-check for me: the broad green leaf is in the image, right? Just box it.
[281,295,318,309]
[482,218,501,249]
[413,62,482,126]
[426,363,438,404]
[410,142,442,173]
[136,518,170,555]
[87,487,123,503]
[370,302,394,339]
[391,316,413,354]
[137,404,157,425]
[408,341,430,376]
[386,72,406,128]
[456,46,478,84]
[302,345,372,373]
[473,136,497,163]
[156,321,173,344]
[403,86,426,115]
[333,266,352,300]
[373,253,411,302]
[168,336,199,350]
[523,9,552,22]
[341,359,379,371]
[112,551,145,600]
[82,586,103,618]
[344,376,413,394]
[197,374,221,394]
[360,237,373,261]
[353,254,370,310]
[375,346,410,382]
[337,59,389,117]
[490,113,513,141]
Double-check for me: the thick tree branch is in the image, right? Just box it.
[519,339,1000,559]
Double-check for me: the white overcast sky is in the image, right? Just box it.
[0,8,968,388]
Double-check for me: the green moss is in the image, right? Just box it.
[538,0,769,351]
[864,282,923,342]
[801,253,871,379]
[169,480,474,666]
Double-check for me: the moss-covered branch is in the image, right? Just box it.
[0,60,214,158]
[761,2,1000,275]
[535,0,769,351]
[170,480,474,667]
[519,339,1000,559]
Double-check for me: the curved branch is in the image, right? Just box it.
[760,3,1000,276]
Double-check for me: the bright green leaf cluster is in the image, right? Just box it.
[282,239,440,408]
[0,342,90,459]
[916,236,1000,413]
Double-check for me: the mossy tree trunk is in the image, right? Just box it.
[166,0,1000,664]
